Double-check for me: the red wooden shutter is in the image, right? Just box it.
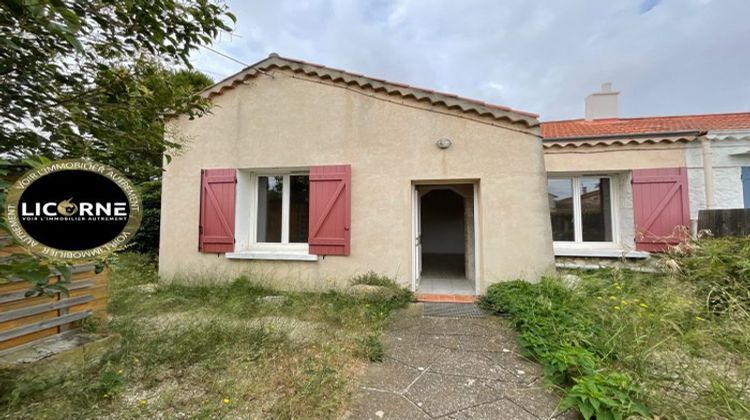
[632,167,690,252]
[199,169,236,253]
[309,165,351,256]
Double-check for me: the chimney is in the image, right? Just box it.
[585,82,619,120]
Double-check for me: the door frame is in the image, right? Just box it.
[411,180,480,295]
[412,187,422,290]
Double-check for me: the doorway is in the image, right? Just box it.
[413,183,477,295]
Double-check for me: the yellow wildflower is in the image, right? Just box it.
[139,400,147,406]
[621,300,628,305]
[639,303,648,308]
[613,306,621,310]
[695,316,705,321]
[223,398,231,404]
[609,296,617,300]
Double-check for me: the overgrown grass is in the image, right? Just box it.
[481,238,750,419]
[0,253,411,419]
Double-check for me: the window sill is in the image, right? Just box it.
[225,251,319,262]
[553,244,650,259]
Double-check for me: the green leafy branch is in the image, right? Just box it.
[0,157,74,296]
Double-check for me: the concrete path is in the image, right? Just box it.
[344,303,579,420]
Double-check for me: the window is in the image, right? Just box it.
[253,172,310,247]
[289,175,310,242]
[547,175,614,243]
[229,166,351,261]
[548,178,574,241]
[257,176,283,242]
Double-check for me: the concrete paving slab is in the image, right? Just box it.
[428,350,519,382]
[404,372,500,418]
[454,333,519,354]
[421,333,462,351]
[448,397,538,420]
[415,317,499,336]
[505,386,569,419]
[346,304,576,420]
[344,388,430,420]
[486,351,545,384]
[356,358,422,393]
[383,334,448,369]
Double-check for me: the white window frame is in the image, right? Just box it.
[227,168,317,261]
[548,174,620,248]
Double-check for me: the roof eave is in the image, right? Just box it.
[543,130,704,143]
[199,54,539,128]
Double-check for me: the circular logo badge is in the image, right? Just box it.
[5,160,142,259]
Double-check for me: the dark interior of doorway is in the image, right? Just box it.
[418,186,475,295]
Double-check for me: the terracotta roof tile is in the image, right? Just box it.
[541,112,750,139]
[203,54,539,127]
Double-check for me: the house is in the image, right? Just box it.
[542,83,750,258]
[159,54,555,295]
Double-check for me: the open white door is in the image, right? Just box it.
[413,187,422,291]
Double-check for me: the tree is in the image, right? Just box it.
[0,0,234,286]
[67,61,214,255]
[1,0,233,162]
[60,59,215,183]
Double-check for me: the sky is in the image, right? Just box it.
[190,0,750,121]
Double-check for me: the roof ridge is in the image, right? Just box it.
[201,53,539,127]
[271,54,536,116]
[543,111,750,124]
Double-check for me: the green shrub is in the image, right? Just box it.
[483,248,750,420]
[480,279,650,419]
[129,180,161,256]
[481,279,602,357]
[561,372,650,420]
[543,345,597,382]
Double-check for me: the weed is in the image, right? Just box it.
[481,279,647,419]
[350,270,399,288]
[349,271,414,306]
[482,239,750,419]
[0,253,409,419]
[357,335,385,362]
[666,237,750,315]
[561,372,650,420]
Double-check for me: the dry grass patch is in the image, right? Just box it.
[0,253,411,419]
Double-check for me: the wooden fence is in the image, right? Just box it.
[0,242,108,354]
[698,209,750,237]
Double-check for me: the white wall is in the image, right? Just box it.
[616,172,637,250]
[685,136,750,221]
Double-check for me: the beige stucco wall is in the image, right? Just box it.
[159,69,555,293]
[544,143,686,173]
